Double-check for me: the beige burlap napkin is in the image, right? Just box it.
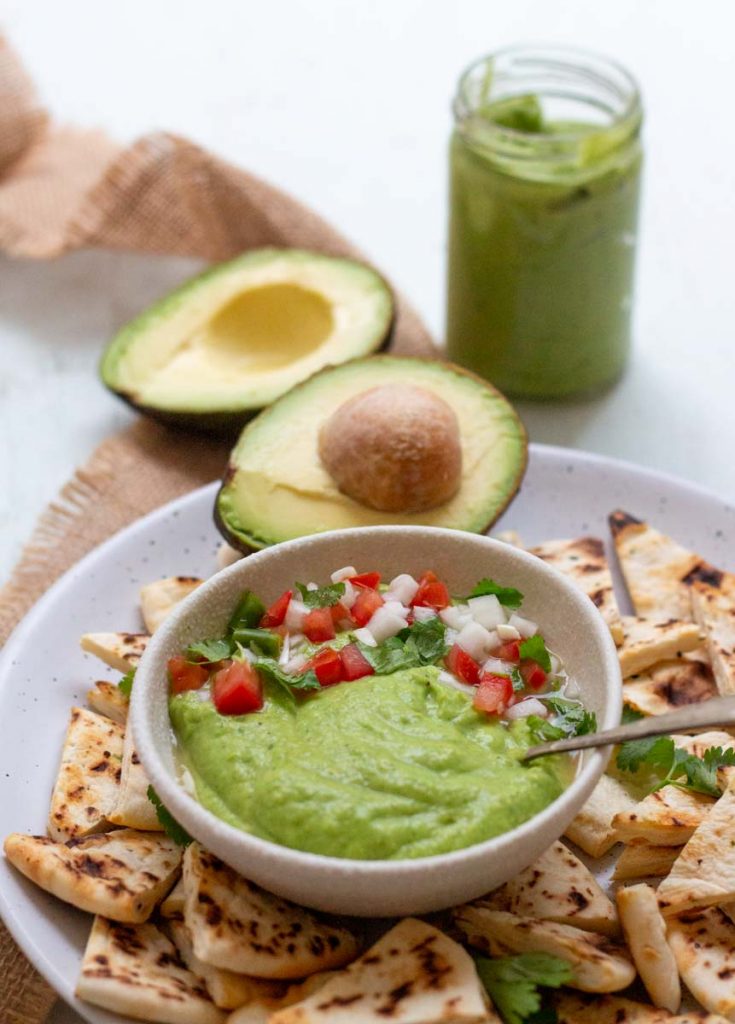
[0,35,436,1023]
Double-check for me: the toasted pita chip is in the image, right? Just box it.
[616,883,679,1012]
[612,844,681,881]
[657,778,735,915]
[86,680,130,724]
[529,537,623,645]
[81,631,149,672]
[107,726,163,831]
[168,919,283,1011]
[76,916,224,1024]
[554,991,727,1024]
[182,844,358,979]
[623,659,718,716]
[47,707,124,841]
[4,829,180,922]
[618,617,702,678]
[227,974,338,1024]
[691,572,735,696]
[608,511,714,621]
[454,908,635,993]
[161,878,186,919]
[140,577,203,633]
[269,918,495,1024]
[564,775,638,857]
[476,840,619,936]
[612,785,715,847]
[667,908,735,1021]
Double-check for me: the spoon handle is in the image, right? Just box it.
[522,695,735,761]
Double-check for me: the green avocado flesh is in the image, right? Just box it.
[170,667,569,860]
[100,248,394,429]
[215,356,527,550]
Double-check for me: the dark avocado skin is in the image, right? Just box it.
[213,355,528,552]
[104,319,395,437]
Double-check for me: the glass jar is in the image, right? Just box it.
[446,46,643,399]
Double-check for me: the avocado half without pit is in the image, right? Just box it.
[215,356,528,551]
[100,248,394,431]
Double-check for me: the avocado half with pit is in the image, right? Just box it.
[215,356,527,551]
[100,248,394,431]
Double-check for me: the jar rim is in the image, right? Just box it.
[453,44,642,151]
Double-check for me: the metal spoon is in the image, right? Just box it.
[523,696,735,761]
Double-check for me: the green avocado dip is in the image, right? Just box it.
[170,666,571,860]
[446,48,643,399]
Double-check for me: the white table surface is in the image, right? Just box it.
[1,0,734,1017]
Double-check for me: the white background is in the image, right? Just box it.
[3,0,735,584]
[1,2,735,1016]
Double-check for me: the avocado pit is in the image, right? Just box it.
[318,384,463,514]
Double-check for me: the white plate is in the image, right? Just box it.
[2,443,734,1024]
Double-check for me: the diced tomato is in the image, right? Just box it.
[340,643,375,681]
[168,655,209,694]
[306,647,344,687]
[303,607,336,643]
[493,640,521,664]
[330,601,352,627]
[473,673,514,715]
[520,660,547,690]
[349,571,381,590]
[259,590,292,628]
[445,643,481,685]
[351,588,384,627]
[412,571,451,610]
[212,660,264,715]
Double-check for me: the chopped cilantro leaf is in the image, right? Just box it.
[529,697,597,743]
[401,617,448,664]
[621,705,644,725]
[117,667,136,697]
[185,637,234,664]
[511,667,525,692]
[254,658,320,697]
[519,635,552,673]
[475,953,571,1024]
[147,786,192,846]
[616,735,675,774]
[358,636,418,675]
[296,582,345,608]
[463,578,524,607]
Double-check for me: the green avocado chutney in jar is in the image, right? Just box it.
[446,46,643,399]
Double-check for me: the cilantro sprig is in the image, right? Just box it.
[475,953,571,1024]
[296,582,345,608]
[147,786,192,846]
[462,578,524,608]
[616,736,735,797]
[117,667,136,697]
[528,697,597,743]
[254,658,320,697]
[357,618,448,675]
[185,637,235,664]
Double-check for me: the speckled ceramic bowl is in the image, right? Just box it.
[131,525,621,917]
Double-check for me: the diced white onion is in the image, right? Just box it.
[237,646,257,663]
[456,621,494,661]
[497,623,521,641]
[438,669,476,695]
[367,606,409,643]
[289,632,305,650]
[506,698,548,720]
[440,605,473,631]
[413,606,438,623]
[467,594,506,630]
[306,581,319,591]
[216,542,242,570]
[285,653,308,674]
[340,580,357,609]
[279,633,290,665]
[284,599,309,631]
[563,678,580,698]
[331,566,357,583]
[485,629,500,651]
[445,627,459,646]
[383,599,411,617]
[353,627,377,647]
[482,656,516,676]
[550,653,562,675]
[386,573,419,605]
[508,612,538,638]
